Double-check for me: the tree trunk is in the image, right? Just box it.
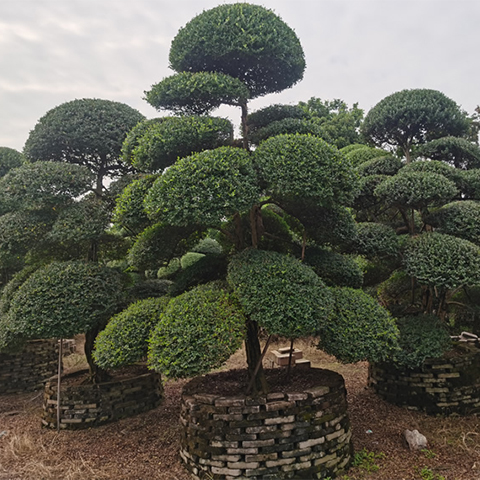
[245,320,268,394]
[84,327,110,384]
[240,101,250,151]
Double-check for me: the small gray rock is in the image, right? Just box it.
[404,429,427,450]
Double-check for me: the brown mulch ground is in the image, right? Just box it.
[0,340,479,480]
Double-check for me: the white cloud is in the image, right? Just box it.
[0,0,479,150]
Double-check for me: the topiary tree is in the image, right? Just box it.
[98,4,402,398]
[362,89,470,163]
[145,3,305,148]
[404,232,480,319]
[24,98,145,196]
[0,261,124,382]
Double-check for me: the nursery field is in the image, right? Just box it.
[0,339,478,480]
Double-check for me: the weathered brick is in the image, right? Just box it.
[265,457,295,468]
[264,415,295,425]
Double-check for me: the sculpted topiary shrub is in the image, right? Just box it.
[0,261,124,382]
[94,297,171,369]
[318,287,399,364]
[148,284,245,379]
[393,314,452,368]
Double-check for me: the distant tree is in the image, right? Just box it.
[0,147,24,178]
[362,89,470,163]
[24,98,145,195]
[247,98,364,149]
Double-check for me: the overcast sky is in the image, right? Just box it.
[1,0,479,151]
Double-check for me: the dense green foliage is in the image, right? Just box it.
[317,287,399,363]
[145,72,250,115]
[304,248,363,288]
[2,261,123,341]
[404,233,480,290]
[94,297,171,369]
[0,161,94,211]
[343,145,387,167]
[247,104,307,135]
[148,284,245,378]
[47,197,111,244]
[249,118,324,145]
[415,136,480,169]
[356,155,403,177]
[145,147,260,227]
[113,175,157,236]
[254,134,357,206]
[127,223,196,271]
[426,201,480,245]
[0,147,24,177]
[362,89,469,162]
[374,171,458,211]
[121,116,233,172]
[351,223,400,257]
[169,3,305,98]
[23,99,145,183]
[298,98,364,149]
[228,249,333,338]
[393,315,452,368]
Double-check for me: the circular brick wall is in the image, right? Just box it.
[42,367,164,429]
[0,339,58,394]
[369,343,480,415]
[180,368,352,479]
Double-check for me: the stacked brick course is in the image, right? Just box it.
[180,368,352,479]
[42,367,163,429]
[369,343,480,415]
[0,340,58,394]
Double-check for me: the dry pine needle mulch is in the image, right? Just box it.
[0,341,479,480]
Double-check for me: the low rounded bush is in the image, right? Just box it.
[192,237,223,255]
[393,314,452,368]
[94,297,171,369]
[148,284,245,378]
[317,287,399,363]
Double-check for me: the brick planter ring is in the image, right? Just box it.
[369,343,480,415]
[180,368,352,479]
[0,339,58,394]
[42,367,164,429]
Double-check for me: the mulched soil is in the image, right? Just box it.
[0,340,479,480]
